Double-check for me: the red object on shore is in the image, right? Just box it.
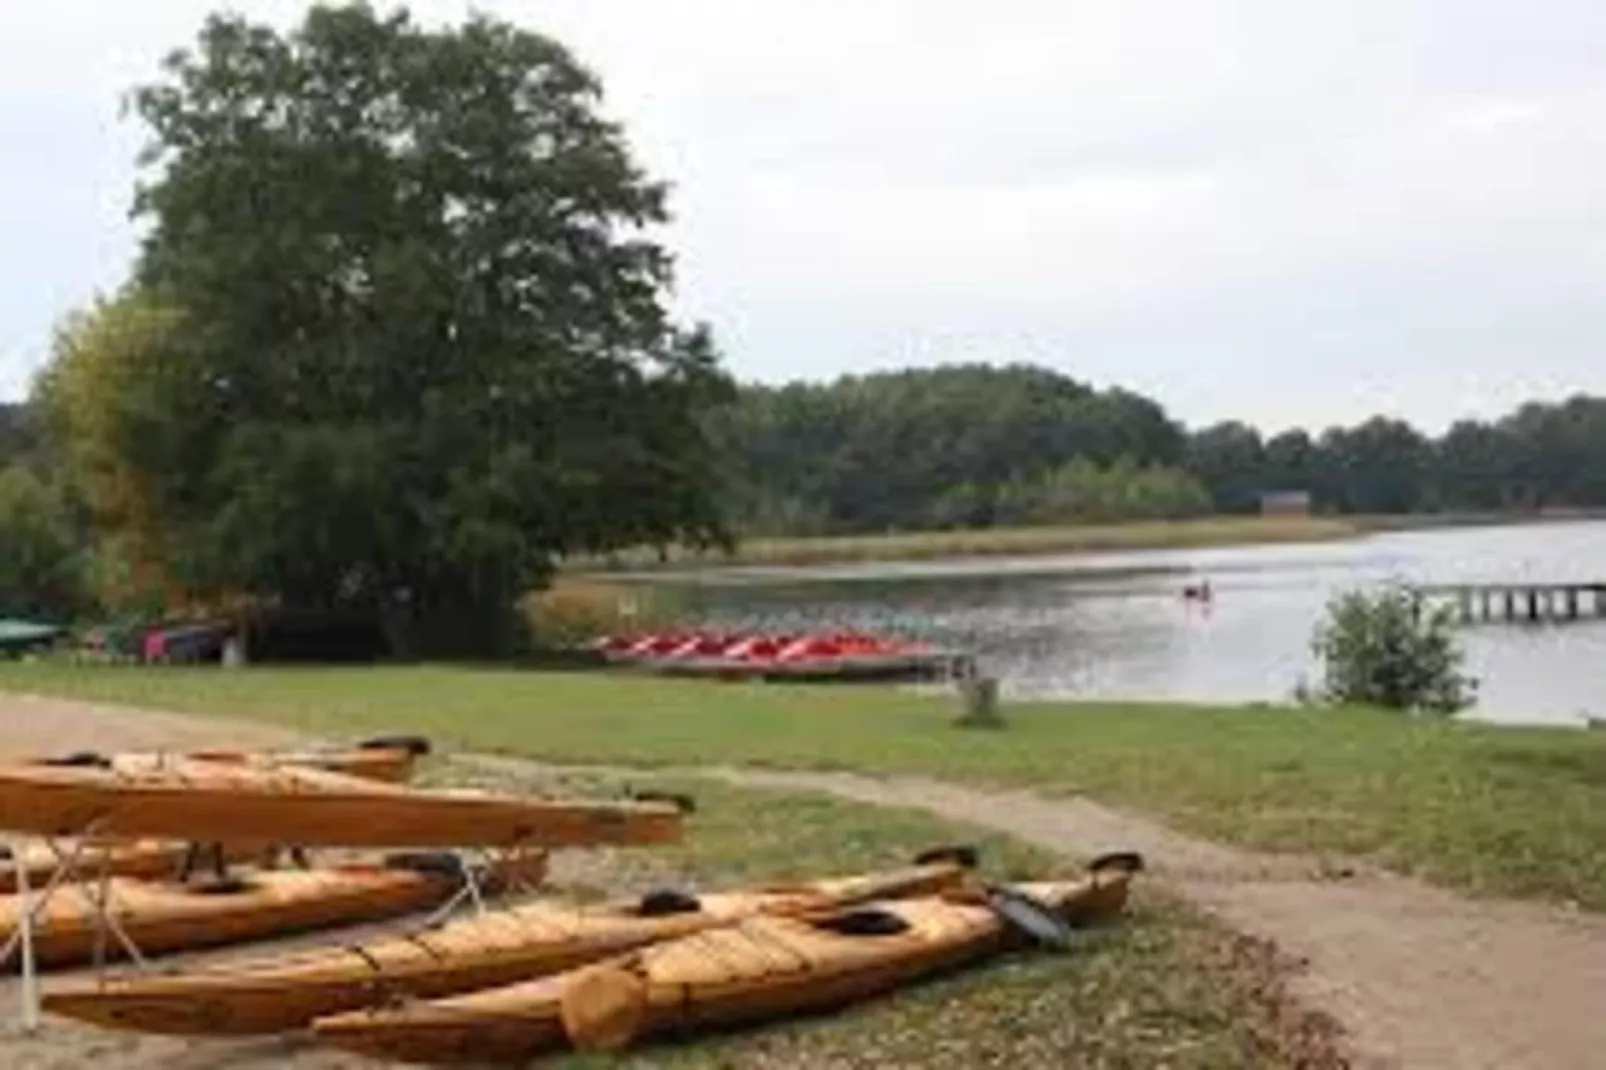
[592,628,944,682]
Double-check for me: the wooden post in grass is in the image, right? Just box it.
[952,656,1003,728]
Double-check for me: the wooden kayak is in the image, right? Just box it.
[311,854,1140,1064]
[178,735,433,784]
[0,758,683,848]
[41,849,978,1036]
[9,850,544,969]
[0,740,431,893]
[26,736,431,788]
[0,838,259,896]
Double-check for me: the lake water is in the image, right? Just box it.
[646,520,1606,726]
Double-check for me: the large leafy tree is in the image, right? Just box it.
[1184,421,1266,513]
[33,292,193,613]
[1318,417,1431,514]
[0,403,31,465]
[0,465,84,621]
[1435,419,1520,511]
[1498,396,1606,508]
[117,4,730,653]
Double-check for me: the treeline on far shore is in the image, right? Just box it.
[7,363,1606,547]
[709,364,1606,535]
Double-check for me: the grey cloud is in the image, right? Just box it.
[2,0,1604,432]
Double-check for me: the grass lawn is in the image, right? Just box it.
[4,663,1602,911]
[434,761,1329,1068]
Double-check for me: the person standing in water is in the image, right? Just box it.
[1182,578,1213,616]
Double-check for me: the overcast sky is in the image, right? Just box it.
[4,1,1605,433]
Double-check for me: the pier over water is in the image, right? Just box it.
[1416,582,1606,624]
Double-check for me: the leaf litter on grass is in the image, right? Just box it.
[453,759,1344,1069]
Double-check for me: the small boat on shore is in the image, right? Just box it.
[312,854,1141,1064]
[0,758,684,848]
[0,838,259,895]
[597,630,959,683]
[41,849,976,1035]
[8,851,545,969]
[0,740,433,892]
[106,735,433,785]
[187,736,431,783]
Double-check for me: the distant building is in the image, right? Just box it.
[1259,490,1312,517]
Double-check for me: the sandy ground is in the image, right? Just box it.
[515,762,1603,1070]
[0,694,304,761]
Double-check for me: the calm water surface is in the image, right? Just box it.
[649,520,1606,725]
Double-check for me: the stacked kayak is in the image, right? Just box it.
[0,838,258,895]
[0,755,683,848]
[313,853,1141,1063]
[12,726,1145,1064]
[596,630,957,682]
[4,851,546,968]
[13,735,431,788]
[42,849,977,1035]
[173,734,433,784]
[0,736,680,978]
[0,738,432,893]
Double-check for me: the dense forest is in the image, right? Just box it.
[713,365,1606,534]
[7,367,1606,551]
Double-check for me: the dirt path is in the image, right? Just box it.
[0,694,303,760]
[469,756,1606,1070]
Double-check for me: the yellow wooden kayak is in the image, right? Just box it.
[0,740,430,894]
[9,850,544,969]
[0,838,260,896]
[176,735,432,784]
[25,736,430,788]
[312,854,1140,1064]
[0,759,682,848]
[41,849,976,1036]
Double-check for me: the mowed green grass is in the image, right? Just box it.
[3,663,1603,910]
[436,763,1325,1069]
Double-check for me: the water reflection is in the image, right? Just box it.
[655,521,1606,726]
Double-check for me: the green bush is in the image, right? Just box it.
[1310,585,1476,714]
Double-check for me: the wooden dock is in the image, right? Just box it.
[1416,582,1606,624]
